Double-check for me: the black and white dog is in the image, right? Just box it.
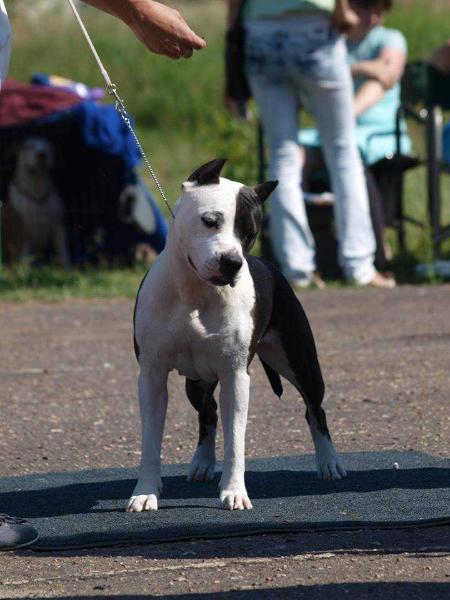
[128,159,346,512]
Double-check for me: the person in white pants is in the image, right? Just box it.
[0,0,205,551]
[227,0,395,289]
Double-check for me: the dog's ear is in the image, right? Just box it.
[253,180,278,203]
[187,158,227,185]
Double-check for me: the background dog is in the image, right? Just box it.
[7,137,70,266]
[128,159,346,513]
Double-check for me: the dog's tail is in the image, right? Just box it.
[260,358,283,398]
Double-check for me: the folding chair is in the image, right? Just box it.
[365,60,427,250]
[256,60,448,267]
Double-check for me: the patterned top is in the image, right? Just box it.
[244,0,334,19]
[0,0,12,88]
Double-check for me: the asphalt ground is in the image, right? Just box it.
[0,285,449,599]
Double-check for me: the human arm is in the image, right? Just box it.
[81,0,206,59]
[227,0,242,27]
[351,47,406,90]
[224,0,249,119]
[353,79,385,117]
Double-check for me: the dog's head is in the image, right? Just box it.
[17,137,55,175]
[173,159,277,288]
[118,184,157,235]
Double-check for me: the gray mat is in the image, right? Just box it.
[0,451,448,550]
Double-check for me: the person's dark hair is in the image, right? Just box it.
[351,0,393,10]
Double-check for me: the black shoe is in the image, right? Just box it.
[0,513,39,550]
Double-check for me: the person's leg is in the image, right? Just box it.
[248,73,316,282]
[299,33,377,284]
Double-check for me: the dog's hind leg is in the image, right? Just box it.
[257,297,346,481]
[127,368,169,512]
[186,379,218,482]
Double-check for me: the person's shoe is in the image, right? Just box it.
[363,271,396,289]
[290,272,326,290]
[0,513,39,550]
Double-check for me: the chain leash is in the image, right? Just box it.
[66,0,175,218]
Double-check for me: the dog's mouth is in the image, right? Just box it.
[188,255,198,272]
[188,256,236,288]
[209,275,236,287]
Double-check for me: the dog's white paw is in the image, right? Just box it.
[219,488,253,511]
[187,445,216,482]
[126,478,162,512]
[126,493,159,512]
[316,452,347,480]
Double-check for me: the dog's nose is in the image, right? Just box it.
[219,252,243,278]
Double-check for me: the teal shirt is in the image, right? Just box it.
[347,26,407,129]
[299,25,411,164]
[244,0,334,19]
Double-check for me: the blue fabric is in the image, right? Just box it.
[31,75,142,179]
[75,101,141,176]
[300,122,411,165]
[299,25,411,165]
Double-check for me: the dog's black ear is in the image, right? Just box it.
[253,180,278,203]
[187,158,227,185]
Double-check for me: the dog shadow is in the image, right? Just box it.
[0,465,448,520]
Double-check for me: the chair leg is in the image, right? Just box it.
[426,107,443,260]
[392,157,406,251]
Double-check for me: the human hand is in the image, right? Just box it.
[331,0,359,34]
[126,0,206,59]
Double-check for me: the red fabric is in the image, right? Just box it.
[0,79,82,127]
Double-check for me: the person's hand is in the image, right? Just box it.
[125,0,206,59]
[331,2,359,34]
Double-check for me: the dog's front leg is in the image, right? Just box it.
[218,369,253,510]
[127,368,168,512]
[53,222,70,267]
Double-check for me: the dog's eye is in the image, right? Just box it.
[201,216,217,228]
[201,212,224,229]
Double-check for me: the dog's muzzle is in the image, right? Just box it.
[188,252,243,288]
[214,252,243,287]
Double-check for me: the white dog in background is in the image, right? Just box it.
[8,137,70,266]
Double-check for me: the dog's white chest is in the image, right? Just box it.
[165,308,230,382]
[154,300,251,382]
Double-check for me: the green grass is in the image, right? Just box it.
[2,0,449,299]
[0,264,147,301]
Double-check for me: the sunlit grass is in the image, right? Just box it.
[0,264,147,301]
[3,0,449,299]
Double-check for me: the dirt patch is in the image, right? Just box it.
[0,286,449,597]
